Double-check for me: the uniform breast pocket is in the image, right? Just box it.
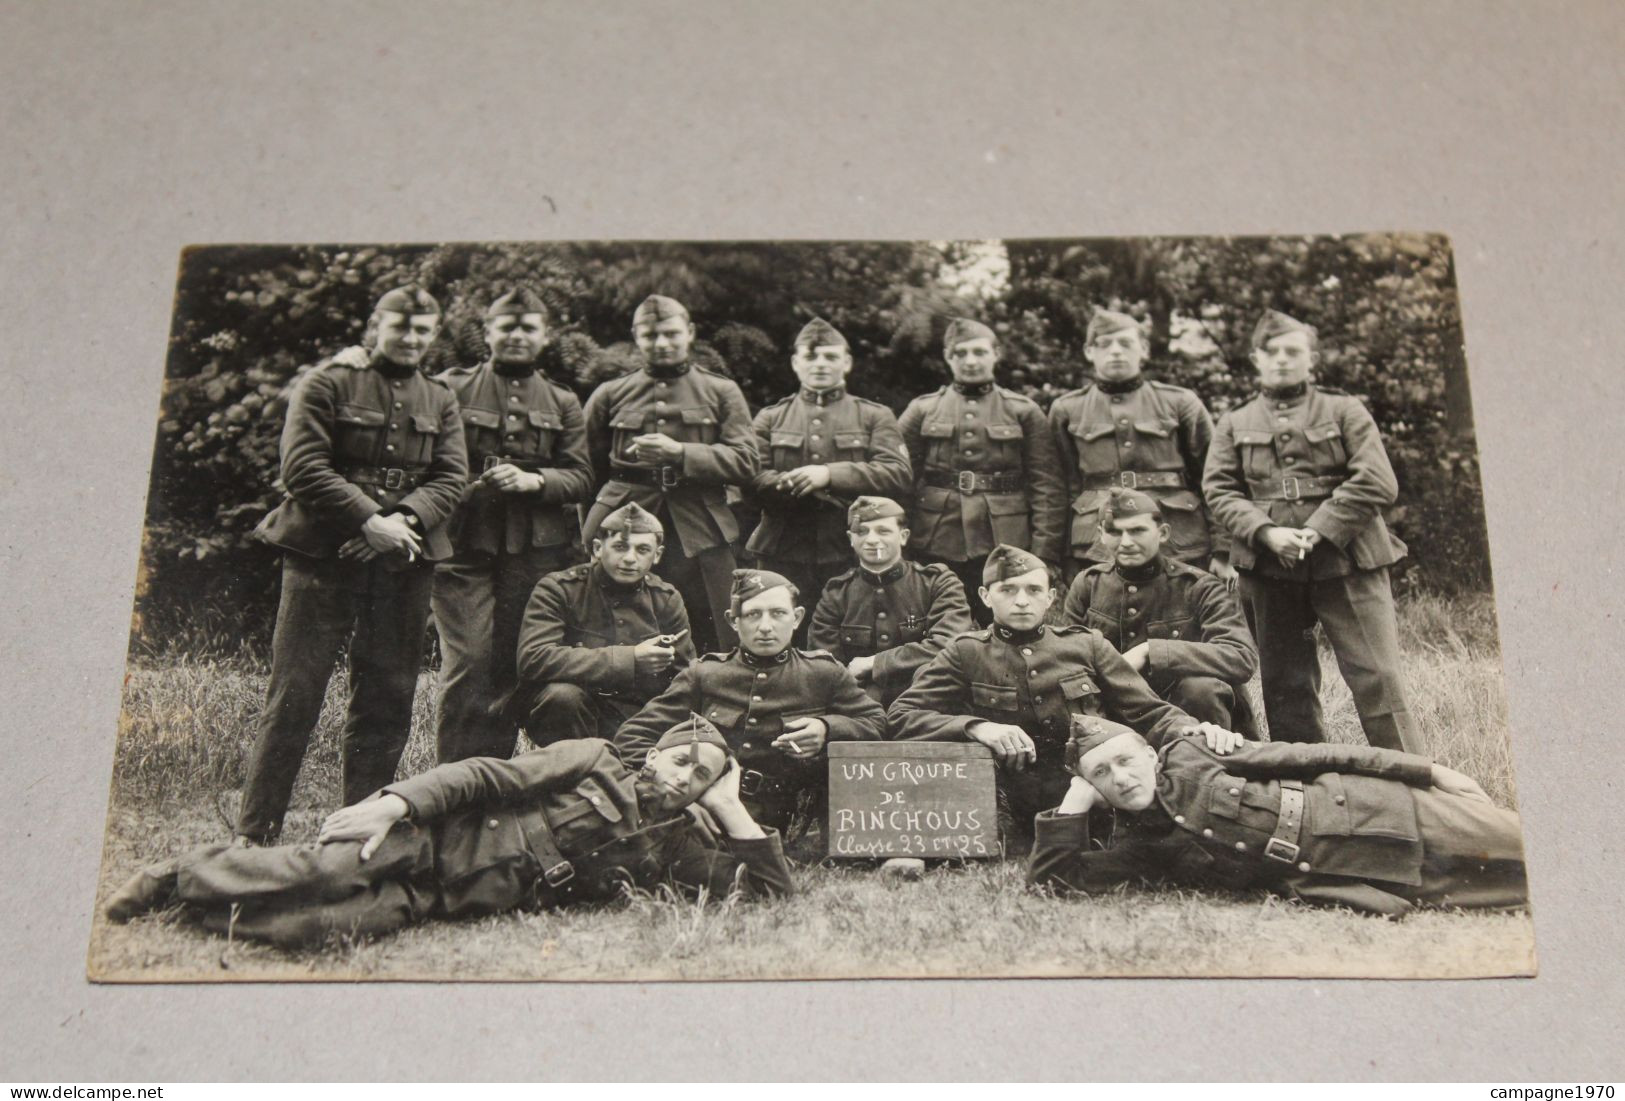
[985,422,1024,462]
[970,681,1020,714]
[1207,774,1248,820]
[1233,430,1276,480]
[770,429,806,467]
[1058,672,1100,716]
[1303,422,1347,469]
[1132,419,1180,463]
[407,413,442,465]
[609,415,650,460]
[680,407,718,443]
[833,431,867,457]
[333,402,387,463]
[700,701,744,734]
[838,624,875,653]
[919,420,955,461]
[525,409,563,456]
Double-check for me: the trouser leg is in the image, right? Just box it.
[341,561,434,805]
[1240,571,1325,743]
[1164,674,1237,728]
[659,542,738,654]
[1311,567,1422,753]
[524,682,600,746]
[236,555,356,842]
[1402,787,1530,909]
[431,555,497,762]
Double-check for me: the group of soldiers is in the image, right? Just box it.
[101,283,1528,948]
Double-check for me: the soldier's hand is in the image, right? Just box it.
[775,716,828,758]
[329,345,370,370]
[779,465,832,497]
[968,721,1038,770]
[1058,775,1101,815]
[361,513,423,559]
[847,654,876,682]
[1191,721,1246,756]
[1260,525,1313,561]
[482,463,542,494]
[1120,642,1150,672]
[1209,556,1237,588]
[1431,764,1492,803]
[633,638,677,677]
[318,793,409,860]
[630,433,685,463]
[337,535,382,562]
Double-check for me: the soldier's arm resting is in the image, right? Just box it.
[515,579,640,690]
[1026,809,1156,894]
[1143,573,1258,682]
[1047,397,1082,504]
[1201,414,1275,550]
[383,740,608,821]
[824,406,912,497]
[888,645,981,741]
[1304,400,1399,549]
[1091,634,1207,747]
[679,383,760,485]
[818,663,889,741]
[317,792,410,860]
[611,668,703,765]
[279,370,383,528]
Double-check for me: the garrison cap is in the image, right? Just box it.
[943,317,997,351]
[485,286,550,320]
[633,295,691,327]
[1100,486,1163,524]
[598,501,664,538]
[375,284,441,317]
[1251,308,1318,350]
[981,544,1048,585]
[794,317,849,351]
[729,568,797,613]
[1086,308,1147,344]
[847,495,907,531]
[1064,716,1143,773]
[653,713,733,758]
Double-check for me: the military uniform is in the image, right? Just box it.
[430,334,594,762]
[239,292,468,842]
[581,333,758,653]
[747,384,911,614]
[514,560,695,744]
[1203,314,1417,752]
[1062,553,1257,729]
[107,739,793,947]
[898,382,1065,618]
[614,647,888,832]
[1029,733,1527,917]
[889,619,1197,841]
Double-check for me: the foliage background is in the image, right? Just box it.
[140,235,1487,655]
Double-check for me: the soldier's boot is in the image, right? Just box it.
[103,858,181,923]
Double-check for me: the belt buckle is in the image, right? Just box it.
[957,470,977,494]
[1118,471,1138,489]
[659,465,682,490]
[1281,476,1302,501]
[1264,837,1300,863]
[543,860,576,887]
[739,769,765,796]
[383,467,406,490]
[482,454,501,473]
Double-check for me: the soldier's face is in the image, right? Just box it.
[945,337,998,385]
[1078,733,1160,811]
[727,587,804,657]
[791,344,852,392]
[849,517,908,569]
[1085,329,1148,382]
[1102,513,1167,567]
[634,317,695,366]
[592,532,663,584]
[375,311,441,367]
[638,742,729,814]
[485,312,548,364]
[980,567,1054,630]
[1251,331,1318,389]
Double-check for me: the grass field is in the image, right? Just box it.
[88,592,1535,982]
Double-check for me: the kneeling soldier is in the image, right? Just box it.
[1030,718,1527,918]
[104,717,792,948]
[1061,487,1258,729]
[514,501,695,745]
[889,544,1243,850]
[615,569,888,833]
[808,495,974,707]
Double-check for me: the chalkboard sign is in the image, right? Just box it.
[826,742,999,859]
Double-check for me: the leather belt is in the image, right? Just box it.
[923,469,1023,494]
[1080,470,1185,491]
[1248,475,1342,501]
[1264,779,1305,864]
[517,810,576,889]
[343,465,428,491]
[479,454,545,473]
[612,465,685,490]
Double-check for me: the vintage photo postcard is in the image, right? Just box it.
[89,235,1532,982]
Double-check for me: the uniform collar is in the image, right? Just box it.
[371,354,418,381]
[1261,381,1309,403]
[645,361,692,381]
[493,359,537,379]
[858,560,908,585]
[1096,375,1145,396]
[951,380,994,398]
[798,385,847,406]
[992,622,1047,645]
[1117,556,1162,584]
[738,645,793,668]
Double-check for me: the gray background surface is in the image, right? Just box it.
[2,0,1621,1081]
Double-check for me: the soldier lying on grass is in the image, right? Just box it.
[103,717,791,948]
[1028,717,1527,918]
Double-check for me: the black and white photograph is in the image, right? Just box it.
[89,234,1532,981]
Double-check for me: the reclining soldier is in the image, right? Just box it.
[103,717,791,948]
[1029,717,1527,918]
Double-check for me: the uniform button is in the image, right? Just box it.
[385,444,395,452]
[1279,433,1291,441]
[389,422,398,430]
[879,635,890,643]
[1173,815,1185,824]
[1277,415,1288,422]
[964,413,975,420]
[1284,458,1297,466]
[964,431,976,438]
[1021,647,1033,656]
[1202,828,1213,838]
[1277,402,1288,409]
[756,673,767,680]
[743,741,753,749]
[1235,841,1247,852]
[964,450,974,456]
[487,819,499,829]
[392,381,402,389]
[1127,585,1137,594]
[1334,795,1346,805]
[393,401,402,410]
[812,418,823,426]
[1034,696,1043,704]
[752,695,762,702]
[589,796,601,805]
[811,435,821,442]
[1123,441,1133,449]
[1172,630,1180,638]
[1228,787,1240,796]
[877,612,887,619]
[1128,608,1138,616]
[1118,417,1129,425]
[1298,862,1312,873]
[508,413,519,421]
[1029,670,1038,677]
[511,396,520,404]
[748,717,758,724]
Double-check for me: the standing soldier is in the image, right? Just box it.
[236,285,468,845]
[1061,487,1258,729]
[1203,309,1419,752]
[1049,309,1229,587]
[427,287,594,762]
[615,569,887,834]
[809,495,974,707]
[582,295,758,653]
[745,317,911,622]
[898,317,1064,622]
[514,501,695,745]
